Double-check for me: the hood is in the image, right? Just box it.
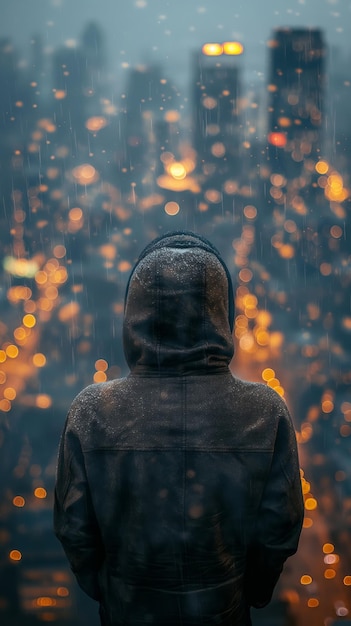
[123,231,234,375]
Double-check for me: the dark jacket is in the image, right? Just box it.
[54,231,304,626]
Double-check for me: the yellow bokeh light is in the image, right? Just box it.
[24,300,36,314]
[202,43,223,56]
[322,400,334,413]
[320,262,332,276]
[58,301,80,322]
[164,110,180,123]
[300,575,312,585]
[239,333,255,352]
[267,377,280,388]
[169,162,186,180]
[315,160,329,175]
[271,173,286,187]
[85,116,108,132]
[14,327,26,341]
[33,353,47,367]
[69,207,83,222]
[222,41,244,55]
[36,597,56,607]
[330,225,343,239]
[324,568,336,579]
[34,487,47,499]
[278,244,295,259]
[0,399,11,412]
[93,371,107,383]
[23,314,36,328]
[52,267,68,284]
[204,189,222,204]
[57,587,69,597]
[269,332,284,348]
[202,96,217,110]
[13,496,25,507]
[303,517,313,528]
[238,268,253,283]
[262,368,275,381]
[211,142,226,158]
[243,205,257,219]
[256,311,272,327]
[53,244,66,258]
[54,90,66,100]
[72,164,98,185]
[4,387,16,401]
[45,286,58,300]
[278,116,292,128]
[35,270,48,285]
[243,294,258,309]
[323,543,334,554]
[164,201,180,216]
[256,330,270,346]
[36,394,52,409]
[305,497,317,510]
[117,261,132,272]
[99,244,116,260]
[95,359,108,372]
[6,345,19,358]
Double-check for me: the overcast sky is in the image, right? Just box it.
[1,0,350,86]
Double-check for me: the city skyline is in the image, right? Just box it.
[1,0,350,87]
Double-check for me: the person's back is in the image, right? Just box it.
[54,231,304,625]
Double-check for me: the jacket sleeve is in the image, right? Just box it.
[53,404,104,601]
[245,397,304,609]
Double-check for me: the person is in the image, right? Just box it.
[54,231,304,626]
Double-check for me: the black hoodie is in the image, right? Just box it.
[54,231,303,626]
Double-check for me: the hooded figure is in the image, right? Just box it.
[54,231,303,626]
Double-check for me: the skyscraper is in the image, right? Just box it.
[192,43,243,185]
[120,64,181,189]
[266,27,326,172]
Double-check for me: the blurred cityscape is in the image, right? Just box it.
[0,21,351,626]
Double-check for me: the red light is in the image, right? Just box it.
[268,132,287,148]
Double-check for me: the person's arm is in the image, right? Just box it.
[54,403,104,601]
[245,397,304,608]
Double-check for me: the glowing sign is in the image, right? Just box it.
[202,41,244,56]
[202,43,223,56]
[223,41,244,55]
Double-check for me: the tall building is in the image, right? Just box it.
[119,64,181,189]
[192,42,244,185]
[266,27,326,172]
